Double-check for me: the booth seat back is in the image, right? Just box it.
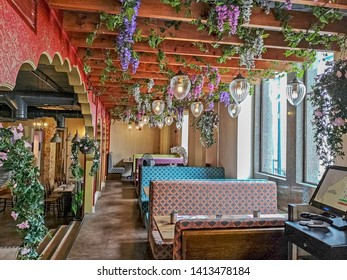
[132,154,181,185]
[135,158,185,196]
[148,179,278,260]
[139,166,225,224]
[173,218,287,260]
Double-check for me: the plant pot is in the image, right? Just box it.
[79,146,93,154]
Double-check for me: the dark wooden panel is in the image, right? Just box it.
[182,227,287,260]
[6,0,37,32]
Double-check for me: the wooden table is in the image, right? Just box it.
[54,184,75,217]
[154,214,288,242]
[122,157,133,179]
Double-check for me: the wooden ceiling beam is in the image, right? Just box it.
[48,0,206,21]
[247,7,347,35]
[64,12,340,51]
[49,0,347,22]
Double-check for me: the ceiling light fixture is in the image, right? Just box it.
[286,77,306,106]
[170,69,191,100]
[229,73,250,104]
[190,101,204,117]
[152,99,165,116]
[227,103,241,118]
[50,132,62,143]
[71,130,81,143]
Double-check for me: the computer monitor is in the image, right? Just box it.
[310,165,347,220]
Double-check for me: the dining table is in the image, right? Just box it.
[54,184,75,217]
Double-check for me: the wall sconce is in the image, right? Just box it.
[170,69,191,100]
[286,77,306,106]
[33,119,48,130]
[152,99,165,116]
[229,73,250,103]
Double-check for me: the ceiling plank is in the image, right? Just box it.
[78,47,304,65]
[247,7,347,35]
[49,0,347,20]
[64,12,340,51]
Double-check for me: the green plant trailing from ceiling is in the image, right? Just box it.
[273,4,346,77]
[309,59,347,167]
[193,110,220,148]
[0,123,47,260]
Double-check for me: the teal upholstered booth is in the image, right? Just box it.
[139,166,225,226]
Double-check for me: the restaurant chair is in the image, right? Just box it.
[44,184,60,217]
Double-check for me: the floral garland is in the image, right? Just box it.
[309,59,347,167]
[0,123,47,259]
[70,135,100,179]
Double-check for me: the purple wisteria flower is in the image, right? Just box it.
[219,91,231,106]
[116,0,141,72]
[285,0,292,10]
[215,4,240,35]
[206,101,215,111]
[332,117,345,126]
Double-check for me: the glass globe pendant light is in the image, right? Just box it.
[157,121,164,129]
[227,103,241,118]
[190,101,204,118]
[286,77,306,106]
[165,115,174,126]
[229,73,250,103]
[152,99,165,115]
[176,121,182,130]
[170,69,191,100]
[142,115,149,125]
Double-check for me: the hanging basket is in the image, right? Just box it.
[79,146,93,154]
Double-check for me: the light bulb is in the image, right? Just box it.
[139,121,144,128]
[236,82,243,96]
[176,122,182,130]
[128,124,132,130]
[292,91,298,99]
[157,121,164,129]
[177,78,184,94]
[142,115,149,124]
[165,116,173,126]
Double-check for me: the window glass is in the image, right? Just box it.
[304,52,334,184]
[261,74,287,176]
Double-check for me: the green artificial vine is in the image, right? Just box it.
[0,124,47,259]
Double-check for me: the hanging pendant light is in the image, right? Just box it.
[157,121,164,129]
[142,115,149,125]
[152,99,165,115]
[65,131,73,141]
[176,121,182,130]
[50,132,62,143]
[165,116,174,126]
[190,101,204,117]
[286,77,306,106]
[229,73,250,103]
[170,69,191,100]
[71,130,80,143]
[227,103,241,118]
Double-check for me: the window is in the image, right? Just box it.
[304,52,334,185]
[261,74,287,176]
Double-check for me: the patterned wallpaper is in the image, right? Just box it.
[0,0,83,88]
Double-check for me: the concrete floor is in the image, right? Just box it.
[0,178,152,260]
[66,179,152,260]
